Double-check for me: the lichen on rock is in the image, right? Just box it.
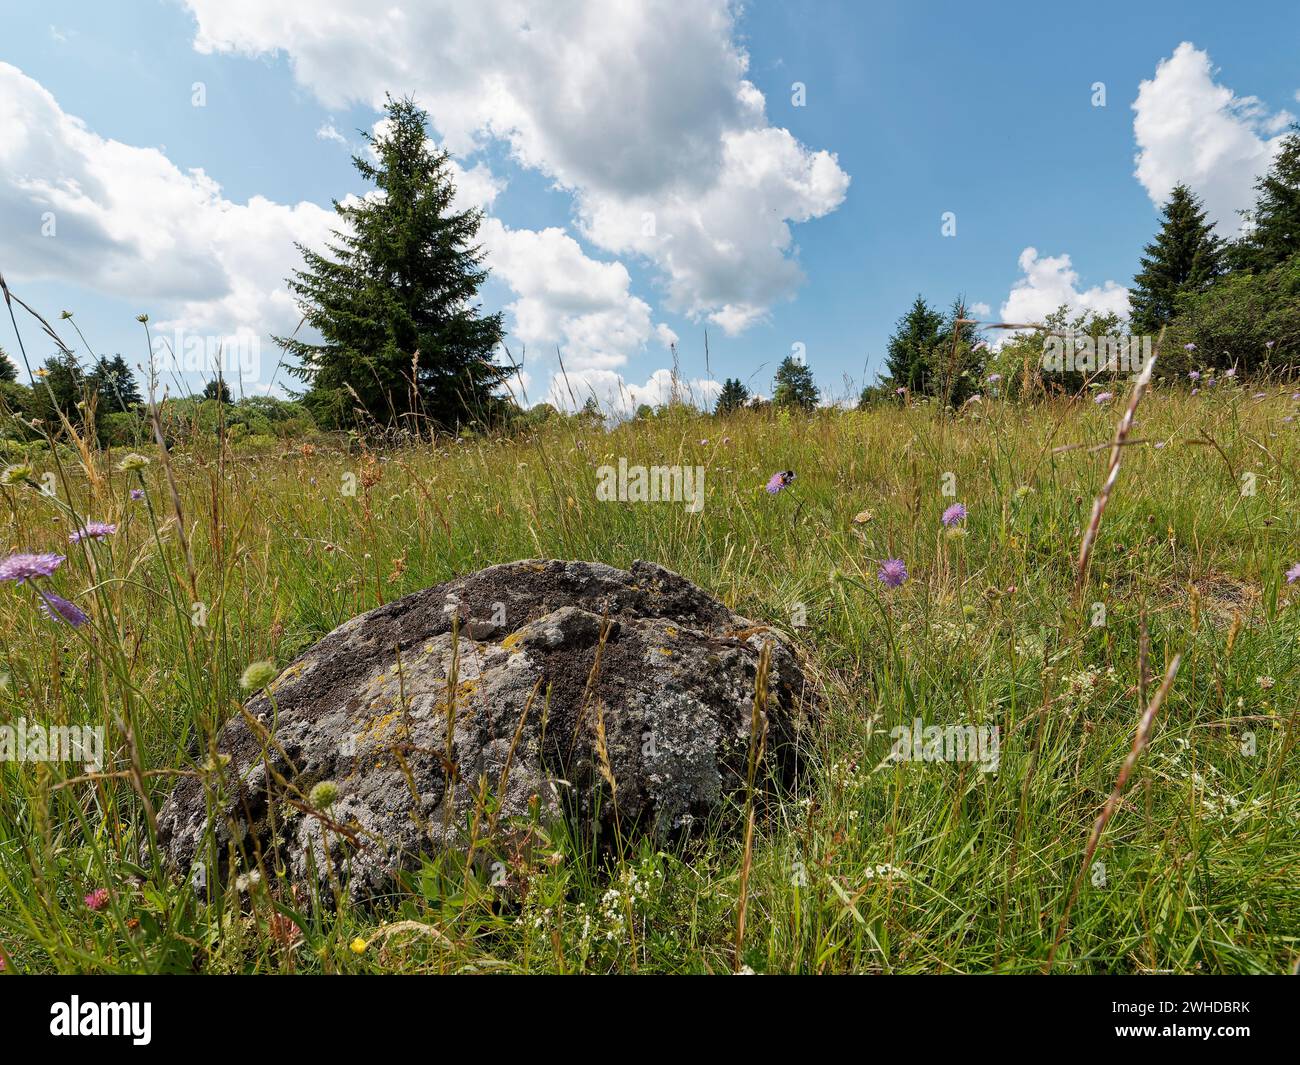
[155,559,818,901]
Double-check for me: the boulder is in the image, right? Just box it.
[155,559,817,901]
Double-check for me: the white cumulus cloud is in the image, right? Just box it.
[1132,42,1294,234]
[480,219,669,374]
[999,247,1130,329]
[0,61,336,360]
[0,62,670,401]
[544,367,720,417]
[181,0,850,333]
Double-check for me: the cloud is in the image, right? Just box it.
[1132,42,1293,233]
[999,247,1130,330]
[182,0,850,333]
[315,121,347,145]
[446,160,504,213]
[0,61,336,361]
[480,219,672,374]
[543,367,721,417]
[577,124,849,334]
[0,60,671,400]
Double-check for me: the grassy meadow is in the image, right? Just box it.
[1,381,1298,974]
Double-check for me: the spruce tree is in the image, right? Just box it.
[203,377,232,404]
[1129,184,1224,333]
[934,297,985,406]
[277,95,507,430]
[715,377,749,414]
[1230,127,1300,274]
[883,295,944,394]
[0,345,17,383]
[88,354,142,412]
[772,356,819,411]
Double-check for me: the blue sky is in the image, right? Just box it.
[2,1,1297,410]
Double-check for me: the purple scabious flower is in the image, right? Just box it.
[1184,343,1196,352]
[1094,391,1114,404]
[1287,563,1300,584]
[130,488,144,501]
[986,373,1001,383]
[878,558,908,589]
[1188,371,1200,381]
[1224,367,1236,377]
[765,470,795,494]
[1266,340,1276,349]
[942,502,967,527]
[37,591,89,628]
[69,522,117,544]
[0,553,65,583]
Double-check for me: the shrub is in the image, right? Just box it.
[1165,254,1300,377]
[98,410,145,448]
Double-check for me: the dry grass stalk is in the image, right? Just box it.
[1046,649,1182,971]
[1074,348,1159,605]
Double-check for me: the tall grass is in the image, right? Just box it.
[1,374,1298,973]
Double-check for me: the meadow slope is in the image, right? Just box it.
[1,386,1298,974]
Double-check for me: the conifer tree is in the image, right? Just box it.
[715,377,749,414]
[276,96,507,430]
[883,295,944,394]
[88,354,142,412]
[202,377,232,404]
[1230,127,1300,274]
[934,297,985,406]
[772,356,819,411]
[1130,184,1224,333]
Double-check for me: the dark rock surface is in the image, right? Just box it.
[155,559,818,901]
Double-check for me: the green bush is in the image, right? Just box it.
[1165,254,1300,377]
[98,410,145,448]
[0,381,37,440]
[984,307,1128,398]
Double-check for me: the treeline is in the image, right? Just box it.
[5,103,1295,443]
[855,127,1300,406]
[0,348,315,451]
[0,351,155,447]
